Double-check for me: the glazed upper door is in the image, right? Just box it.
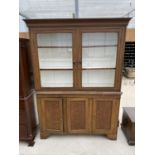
[80,29,121,89]
[82,32,117,88]
[35,31,76,89]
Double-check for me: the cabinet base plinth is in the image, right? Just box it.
[40,132,49,139]
[106,133,117,140]
[40,131,118,140]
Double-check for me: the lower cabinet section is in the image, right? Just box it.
[37,94,120,140]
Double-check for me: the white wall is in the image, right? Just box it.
[19,15,28,32]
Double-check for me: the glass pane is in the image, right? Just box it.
[37,33,73,69]
[37,33,72,46]
[82,47,117,68]
[82,70,115,87]
[82,32,118,68]
[40,70,73,87]
[82,33,118,46]
[38,48,72,69]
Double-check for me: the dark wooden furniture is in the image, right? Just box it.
[25,18,130,140]
[121,107,135,145]
[19,38,37,146]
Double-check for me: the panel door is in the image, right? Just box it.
[66,98,91,133]
[92,99,114,133]
[39,98,63,133]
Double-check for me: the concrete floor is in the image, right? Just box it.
[19,77,135,155]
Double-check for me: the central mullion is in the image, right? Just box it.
[73,29,82,89]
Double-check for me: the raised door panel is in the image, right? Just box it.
[40,98,63,132]
[66,98,90,133]
[92,99,113,133]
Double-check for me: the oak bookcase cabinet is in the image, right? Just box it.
[25,18,130,140]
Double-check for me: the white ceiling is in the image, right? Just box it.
[19,0,135,28]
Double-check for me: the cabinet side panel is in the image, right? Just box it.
[29,32,41,90]
[115,27,126,91]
